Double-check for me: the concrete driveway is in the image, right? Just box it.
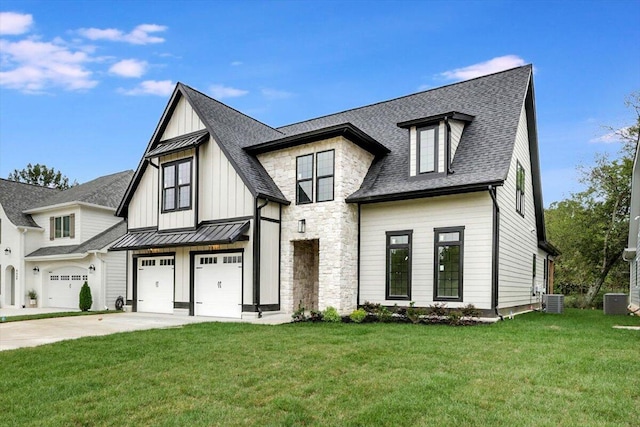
[0,311,291,351]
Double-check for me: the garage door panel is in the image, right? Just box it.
[137,257,174,314]
[195,253,242,318]
[48,268,87,309]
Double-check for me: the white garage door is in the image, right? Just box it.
[48,267,87,309]
[194,253,242,318]
[137,256,174,314]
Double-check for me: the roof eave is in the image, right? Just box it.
[397,111,475,129]
[346,181,503,204]
[245,123,390,156]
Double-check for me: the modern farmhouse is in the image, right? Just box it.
[111,64,557,318]
[0,171,132,310]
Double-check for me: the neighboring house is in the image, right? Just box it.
[623,143,640,314]
[0,170,133,310]
[112,64,557,319]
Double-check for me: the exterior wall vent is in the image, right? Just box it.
[545,294,564,314]
[603,293,628,315]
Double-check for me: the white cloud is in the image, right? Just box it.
[0,12,33,35]
[119,79,173,96]
[417,84,431,92]
[440,55,527,81]
[0,38,97,92]
[109,59,148,78]
[261,88,294,100]
[78,23,167,45]
[209,84,248,99]
[589,127,631,144]
[230,61,243,66]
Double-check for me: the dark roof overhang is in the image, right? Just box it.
[244,123,390,156]
[145,129,209,158]
[346,180,503,204]
[109,221,250,251]
[538,240,561,257]
[397,111,475,129]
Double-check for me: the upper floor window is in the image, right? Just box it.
[316,150,334,202]
[418,126,438,174]
[516,161,525,216]
[163,158,192,212]
[434,226,464,302]
[296,150,335,204]
[49,214,75,240]
[296,154,313,204]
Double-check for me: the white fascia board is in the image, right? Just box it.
[25,253,88,262]
[24,202,116,214]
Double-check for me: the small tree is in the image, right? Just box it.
[79,282,92,311]
[8,163,76,189]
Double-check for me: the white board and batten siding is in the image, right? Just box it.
[360,192,494,309]
[198,137,254,221]
[260,219,280,305]
[448,119,465,162]
[496,104,540,308]
[127,166,159,230]
[161,95,205,141]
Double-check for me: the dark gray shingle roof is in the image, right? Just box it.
[25,221,127,258]
[272,65,533,201]
[180,85,288,202]
[29,170,134,211]
[0,179,59,227]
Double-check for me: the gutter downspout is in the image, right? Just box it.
[444,115,453,175]
[253,199,269,318]
[488,186,503,321]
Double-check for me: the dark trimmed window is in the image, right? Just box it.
[418,125,438,174]
[386,231,412,300]
[516,161,525,216]
[316,150,334,202]
[55,215,71,238]
[163,158,192,212]
[434,227,464,301]
[296,154,313,204]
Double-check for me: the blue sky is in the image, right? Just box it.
[0,0,638,207]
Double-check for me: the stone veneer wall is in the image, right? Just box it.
[258,136,375,313]
[292,239,319,311]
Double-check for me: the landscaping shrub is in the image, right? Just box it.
[292,302,307,322]
[427,303,448,317]
[309,310,323,322]
[407,302,427,324]
[350,308,367,323]
[322,306,341,322]
[460,304,481,318]
[79,282,92,312]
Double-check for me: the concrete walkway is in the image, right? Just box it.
[0,309,292,352]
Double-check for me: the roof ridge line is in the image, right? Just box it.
[277,64,532,130]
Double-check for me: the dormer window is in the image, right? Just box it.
[418,126,438,174]
[162,158,192,212]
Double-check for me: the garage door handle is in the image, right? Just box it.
[196,302,203,305]
[139,299,144,302]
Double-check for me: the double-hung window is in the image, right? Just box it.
[516,161,525,216]
[163,159,192,212]
[386,231,412,300]
[418,125,438,174]
[434,227,464,301]
[316,150,334,202]
[296,154,313,204]
[49,214,74,240]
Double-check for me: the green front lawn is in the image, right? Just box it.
[1,309,638,426]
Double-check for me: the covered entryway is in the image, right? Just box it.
[136,256,174,314]
[194,253,242,318]
[47,267,86,309]
[292,240,319,311]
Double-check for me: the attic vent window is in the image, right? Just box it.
[418,126,438,174]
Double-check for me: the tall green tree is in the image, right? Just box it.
[546,92,639,306]
[7,163,76,190]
